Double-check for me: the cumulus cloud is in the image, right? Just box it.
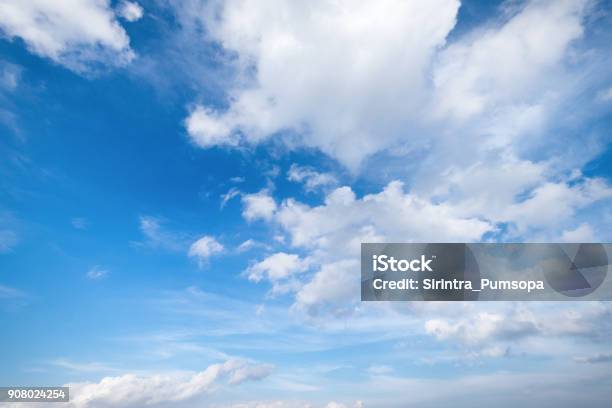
[423,302,612,359]
[0,0,135,73]
[246,253,309,283]
[293,260,359,316]
[433,0,587,119]
[179,0,612,243]
[181,0,601,175]
[245,252,310,295]
[119,0,612,385]
[242,190,277,221]
[502,178,612,234]
[408,155,612,241]
[188,235,224,266]
[117,1,143,22]
[245,175,611,314]
[186,105,238,148]
[425,310,537,346]
[559,223,596,242]
[276,181,490,252]
[16,359,272,408]
[243,181,491,314]
[184,0,460,169]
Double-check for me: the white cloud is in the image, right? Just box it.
[179,0,612,243]
[134,216,192,252]
[139,216,163,238]
[276,181,490,252]
[221,187,241,208]
[422,302,612,357]
[186,105,237,148]
[244,181,491,314]
[182,0,598,175]
[559,222,596,242]
[237,239,258,252]
[188,235,224,266]
[86,266,109,280]
[171,0,612,374]
[0,0,135,73]
[246,176,612,314]
[184,0,460,170]
[51,359,118,374]
[26,359,272,408]
[0,62,21,135]
[0,60,20,91]
[117,1,143,22]
[245,252,310,295]
[363,366,612,408]
[433,0,587,119]
[293,260,358,316]
[246,253,309,283]
[242,190,277,221]
[503,178,612,234]
[287,164,337,192]
[225,360,274,385]
[414,157,612,239]
[425,311,535,346]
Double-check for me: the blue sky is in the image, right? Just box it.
[1,0,612,407]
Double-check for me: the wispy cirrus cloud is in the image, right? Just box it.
[86,266,109,280]
[50,358,120,374]
[132,215,191,252]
